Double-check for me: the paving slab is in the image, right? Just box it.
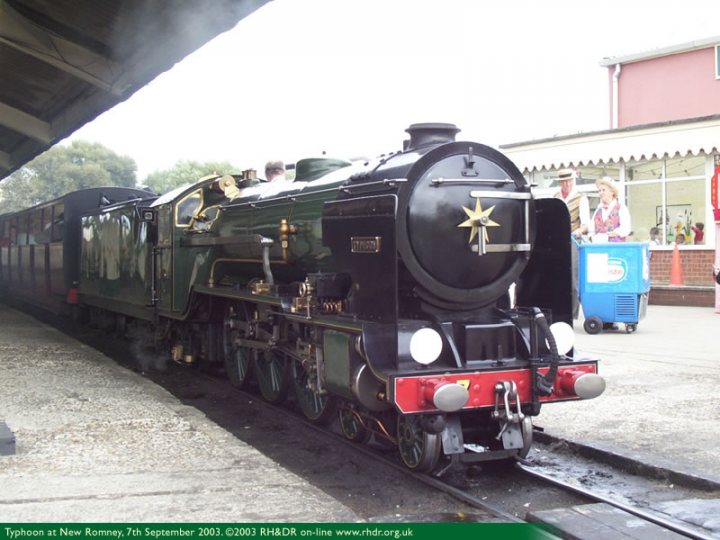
[0,306,359,522]
[536,305,720,485]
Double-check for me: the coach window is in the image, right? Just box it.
[28,211,42,245]
[175,189,203,228]
[1,220,9,245]
[16,214,28,246]
[9,219,17,246]
[51,204,64,242]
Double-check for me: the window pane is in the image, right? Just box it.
[16,214,28,246]
[534,170,557,190]
[666,179,705,244]
[627,182,663,243]
[28,211,42,245]
[627,159,662,181]
[175,190,203,226]
[51,204,65,242]
[666,155,704,179]
[576,165,620,187]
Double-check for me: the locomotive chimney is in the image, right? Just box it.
[403,122,460,151]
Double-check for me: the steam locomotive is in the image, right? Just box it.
[0,124,604,473]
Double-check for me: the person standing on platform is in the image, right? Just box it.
[554,168,589,320]
[588,176,631,242]
[554,168,590,238]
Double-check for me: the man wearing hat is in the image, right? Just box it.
[554,168,589,320]
[264,160,286,182]
[554,168,590,237]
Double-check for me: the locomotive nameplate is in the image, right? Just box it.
[351,236,382,253]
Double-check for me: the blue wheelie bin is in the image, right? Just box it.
[577,241,650,334]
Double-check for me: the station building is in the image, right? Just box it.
[502,36,720,308]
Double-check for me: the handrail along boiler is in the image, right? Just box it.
[0,124,605,473]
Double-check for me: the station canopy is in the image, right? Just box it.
[0,0,269,181]
[501,115,720,173]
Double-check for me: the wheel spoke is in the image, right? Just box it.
[292,360,336,424]
[397,414,441,472]
[222,304,253,389]
[255,350,289,404]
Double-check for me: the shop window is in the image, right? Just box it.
[627,159,663,181]
[531,170,557,190]
[665,179,705,245]
[626,183,663,243]
[625,154,707,245]
[575,165,621,187]
[665,155,704,179]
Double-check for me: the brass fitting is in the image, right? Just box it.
[279,219,297,262]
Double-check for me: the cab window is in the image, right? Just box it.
[175,190,203,227]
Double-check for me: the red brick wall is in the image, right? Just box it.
[650,249,715,286]
[649,287,714,307]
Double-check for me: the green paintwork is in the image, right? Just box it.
[212,175,350,285]
[93,163,355,318]
[161,179,232,314]
[79,203,153,314]
[323,329,353,399]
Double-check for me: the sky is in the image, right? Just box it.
[68,0,720,180]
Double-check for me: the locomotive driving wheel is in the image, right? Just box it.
[397,414,441,473]
[291,360,337,424]
[339,404,372,444]
[222,303,253,389]
[254,349,290,404]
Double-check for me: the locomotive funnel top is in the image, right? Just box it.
[404,123,460,151]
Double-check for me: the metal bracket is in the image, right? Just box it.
[492,381,524,441]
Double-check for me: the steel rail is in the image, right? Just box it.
[517,462,714,540]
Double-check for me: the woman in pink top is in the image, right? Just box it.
[588,176,631,242]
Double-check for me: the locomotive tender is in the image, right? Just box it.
[0,124,605,472]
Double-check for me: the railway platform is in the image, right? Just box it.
[0,306,359,522]
[0,303,718,522]
[537,304,720,487]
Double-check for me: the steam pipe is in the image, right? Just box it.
[261,237,274,286]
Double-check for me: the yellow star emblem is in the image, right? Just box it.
[457,198,500,244]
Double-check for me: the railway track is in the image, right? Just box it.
[164,361,718,539]
[282,399,716,538]
[159,363,720,540]
[24,306,720,539]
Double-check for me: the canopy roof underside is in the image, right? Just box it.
[0,0,269,181]
[501,115,720,173]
